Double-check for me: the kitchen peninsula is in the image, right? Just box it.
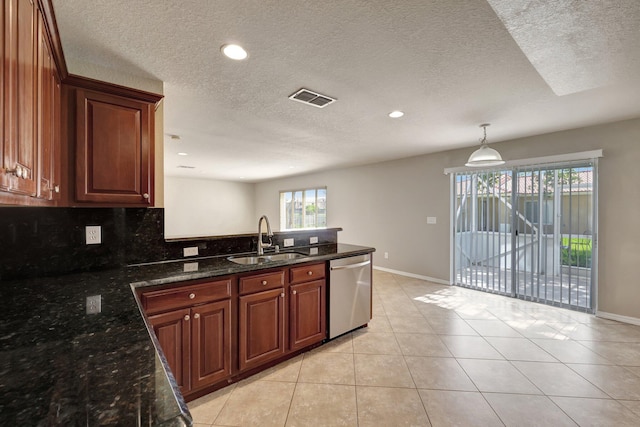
[0,208,374,426]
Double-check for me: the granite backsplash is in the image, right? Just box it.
[0,207,339,281]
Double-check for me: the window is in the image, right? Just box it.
[280,187,326,230]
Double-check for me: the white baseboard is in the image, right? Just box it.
[373,266,450,286]
[596,311,640,326]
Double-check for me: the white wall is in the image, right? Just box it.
[255,118,640,320]
[164,176,256,238]
[254,154,451,282]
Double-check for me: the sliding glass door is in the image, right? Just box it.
[452,162,597,312]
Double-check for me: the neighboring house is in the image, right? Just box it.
[455,169,593,236]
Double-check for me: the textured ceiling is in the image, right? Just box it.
[52,0,640,181]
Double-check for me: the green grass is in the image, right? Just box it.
[561,237,592,268]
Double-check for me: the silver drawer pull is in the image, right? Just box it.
[189,293,196,299]
[194,313,200,319]
[261,280,268,285]
[292,290,297,295]
[184,315,190,321]
[307,271,313,276]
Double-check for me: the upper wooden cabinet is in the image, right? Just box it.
[1,0,162,206]
[1,0,62,205]
[73,87,155,206]
[1,0,39,198]
[36,7,61,201]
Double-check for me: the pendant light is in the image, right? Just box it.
[465,123,505,167]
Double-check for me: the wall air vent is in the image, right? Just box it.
[288,88,336,108]
[176,165,196,169]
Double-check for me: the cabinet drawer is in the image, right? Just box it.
[290,263,326,284]
[239,271,285,294]
[142,278,231,314]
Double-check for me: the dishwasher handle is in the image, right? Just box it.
[330,260,371,271]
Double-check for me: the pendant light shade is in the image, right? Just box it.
[465,124,505,167]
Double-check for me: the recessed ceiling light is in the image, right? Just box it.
[388,111,404,118]
[177,152,188,156]
[221,44,248,60]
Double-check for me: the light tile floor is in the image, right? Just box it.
[188,271,640,426]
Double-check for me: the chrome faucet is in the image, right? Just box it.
[257,215,273,256]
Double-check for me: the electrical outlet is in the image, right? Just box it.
[183,246,198,257]
[183,262,199,272]
[427,216,437,224]
[310,236,318,244]
[283,238,294,247]
[85,226,101,245]
[86,295,101,314]
[384,252,389,259]
[310,247,319,255]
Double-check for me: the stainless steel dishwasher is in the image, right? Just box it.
[329,253,372,339]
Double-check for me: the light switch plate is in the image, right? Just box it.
[427,217,437,224]
[183,247,198,257]
[283,238,294,247]
[85,226,101,245]
[310,236,318,244]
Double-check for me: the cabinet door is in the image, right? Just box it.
[148,308,191,393]
[2,0,38,195]
[36,10,59,201]
[191,300,231,390]
[0,1,5,191]
[239,288,286,371]
[75,88,153,205]
[290,279,326,351]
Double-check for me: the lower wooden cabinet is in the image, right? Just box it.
[141,262,328,400]
[142,278,232,396]
[289,263,327,351]
[191,300,232,390]
[290,279,326,351]
[148,300,231,395]
[238,288,286,371]
[148,308,191,391]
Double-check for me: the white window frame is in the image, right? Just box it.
[279,187,327,230]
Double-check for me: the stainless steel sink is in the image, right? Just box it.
[227,252,306,265]
[267,252,305,261]
[227,256,266,265]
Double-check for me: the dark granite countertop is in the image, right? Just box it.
[0,243,374,426]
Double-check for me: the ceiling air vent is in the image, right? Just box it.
[288,88,336,108]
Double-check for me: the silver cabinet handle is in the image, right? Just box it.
[184,314,190,321]
[54,185,60,193]
[292,290,297,295]
[261,280,268,285]
[142,193,150,199]
[189,293,195,299]
[280,292,285,298]
[330,260,371,271]
[194,313,200,319]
